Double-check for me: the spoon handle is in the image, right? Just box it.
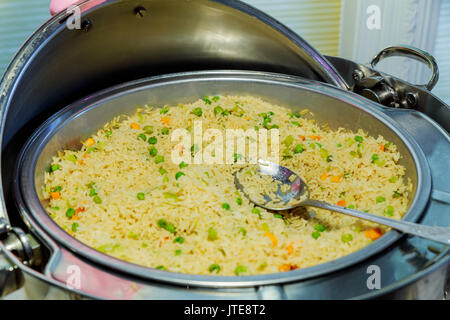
[303,200,450,246]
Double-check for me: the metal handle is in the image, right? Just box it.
[0,250,23,298]
[371,45,439,91]
[304,199,450,246]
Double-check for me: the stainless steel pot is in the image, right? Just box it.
[1,0,449,299]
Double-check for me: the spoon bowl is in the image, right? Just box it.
[234,160,450,245]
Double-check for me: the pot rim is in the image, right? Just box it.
[16,70,432,288]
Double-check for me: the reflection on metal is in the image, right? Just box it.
[353,46,440,109]
[371,46,439,91]
[0,0,448,299]
[0,252,23,298]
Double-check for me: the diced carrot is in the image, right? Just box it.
[330,176,341,183]
[163,236,169,241]
[160,117,171,126]
[50,191,60,200]
[278,264,298,272]
[264,232,278,247]
[308,135,321,141]
[298,135,306,141]
[71,212,79,220]
[82,200,87,204]
[278,264,291,272]
[78,160,84,165]
[320,172,328,181]
[365,228,383,240]
[83,153,88,159]
[76,207,85,214]
[286,242,294,255]
[379,144,385,152]
[84,138,95,147]
[337,200,346,207]
[130,123,141,130]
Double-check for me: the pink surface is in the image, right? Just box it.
[50,0,107,15]
[50,0,79,15]
[52,248,142,299]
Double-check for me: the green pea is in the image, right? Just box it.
[192,107,203,117]
[179,161,189,169]
[209,264,221,273]
[137,133,147,141]
[155,156,164,164]
[148,136,157,144]
[93,196,102,204]
[294,144,304,154]
[157,219,176,234]
[234,265,247,276]
[341,233,353,243]
[208,227,218,241]
[71,222,79,232]
[312,231,321,239]
[214,106,224,115]
[143,126,154,134]
[175,172,185,180]
[161,127,169,135]
[314,224,326,232]
[65,154,77,163]
[203,96,212,104]
[236,198,242,205]
[149,147,157,157]
[137,192,145,200]
[384,206,394,217]
[66,208,75,219]
[393,190,402,198]
[222,203,230,210]
[283,135,294,147]
[89,188,97,196]
[128,231,139,239]
[389,176,398,183]
[371,154,380,163]
[174,236,184,244]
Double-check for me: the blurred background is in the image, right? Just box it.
[0,0,449,103]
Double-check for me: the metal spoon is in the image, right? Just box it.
[234,159,450,245]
